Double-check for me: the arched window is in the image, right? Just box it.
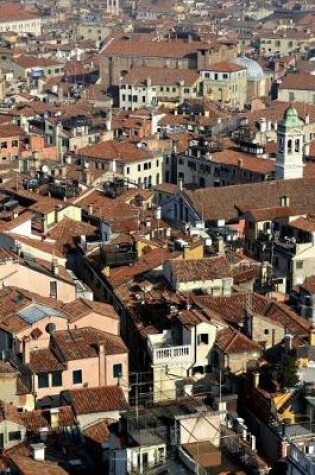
[287,139,292,154]
[295,139,300,153]
[143,176,148,188]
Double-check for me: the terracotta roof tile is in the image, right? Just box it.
[21,406,76,432]
[28,349,65,373]
[77,140,153,164]
[169,256,232,282]
[107,247,178,287]
[123,66,200,87]
[66,385,128,415]
[82,419,113,444]
[52,327,127,361]
[301,275,315,294]
[280,71,315,91]
[215,327,262,354]
[184,177,315,222]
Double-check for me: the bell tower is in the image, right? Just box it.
[275,106,304,180]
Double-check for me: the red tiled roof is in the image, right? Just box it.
[184,177,315,222]
[211,149,275,175]
[52,327,127,361]
[205,61,246,72]
[66,385,128,415]
[247,206,293,221]
[279,71,315,91]
[0,3,39,21]
[82,419,114,444]
[77,140,153,163]
[28,349,65,373]
[301,275,315,294]
[21,406,76,432]
[122,66,200,87]
[215,327,262,354]
[169,256,232,282]
[107,247,178,287]
[0,124,25,139]
[289,216,315,234]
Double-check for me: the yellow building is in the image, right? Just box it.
[200,61,247,110]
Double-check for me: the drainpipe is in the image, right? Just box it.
[187,325,197,377]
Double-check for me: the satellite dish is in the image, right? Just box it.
[41,164,49,174]
[45,322,56,334]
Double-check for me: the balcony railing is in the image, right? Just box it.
[152,344,192,364]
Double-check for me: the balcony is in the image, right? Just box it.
[151,344,193,366]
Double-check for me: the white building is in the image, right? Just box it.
[275,106,304,180]
[0,4,41,36]
[119,66,201,111]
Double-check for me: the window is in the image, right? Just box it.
[122,94,126,101]
[50,281,57,299]
[214,73,218,80]
[223,73,228,79]
[9,431,21,441]
[52,371,62,387]
[264,329,270,335]
[296,260,303,269]
[198,333,209,345]
[289,92,295,102]
[72,369,82,385]
[132,95,138,102]
[126,167,130,174]
[1,141,7,149]
[192,366,204,375]
[156,159,159,167]
[38,373,49,388]
[184,88,190,94]
[113,363,122,378]
[12,140,18,147]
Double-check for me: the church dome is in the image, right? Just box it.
[231,56,265,81]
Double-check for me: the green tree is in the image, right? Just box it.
[283,355,299,387]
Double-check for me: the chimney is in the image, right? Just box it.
[179,177,183,191]
[31,443,46,461]
[305,113,310,124]
[215,236,225,256]
[39,427,48,442]
[102,266,110,277]
[57,85,63,103]
[98,343,106,386]
[284,333,293,352]
[88,204,94,215]
[51,258,59,277]
[49,408,60,429]
[83,169,92,186]
[106,110,112,132]
[304,143,310,157]
[23,341,31,364]
[253,371,260,388]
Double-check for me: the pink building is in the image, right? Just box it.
[28,328,128,403]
